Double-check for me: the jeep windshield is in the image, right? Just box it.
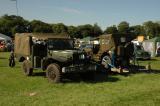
[47,39,74,50]
[135,45,144,51]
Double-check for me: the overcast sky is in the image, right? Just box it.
[0,0,160,29]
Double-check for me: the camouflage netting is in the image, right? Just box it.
[14,33,69,56]
[98,34,134,51]
[98,34,116,52]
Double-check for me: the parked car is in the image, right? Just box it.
[134,44,151,60]
[156,47,160,56]
[0,42,6,52]
[79,44,93,50]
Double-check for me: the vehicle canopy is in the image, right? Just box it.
[14,33,69,56]
[93,34,134,53]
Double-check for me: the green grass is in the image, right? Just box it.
[0,52,160,106]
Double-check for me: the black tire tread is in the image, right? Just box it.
[46,63,61,83]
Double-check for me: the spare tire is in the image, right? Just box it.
[22,60,33,76]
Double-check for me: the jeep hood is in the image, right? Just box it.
[136,50,149,54]
[49,50,83,62]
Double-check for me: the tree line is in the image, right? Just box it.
[0,14,160,39]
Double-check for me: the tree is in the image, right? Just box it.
[0,14,28,37]
[143,21,154,38]
[129,25,145,37]
[52,23,68,34]
[1,14,160,39]
[76,24,102,38]
[153,23,160,37]
[30,20,52,33]
[67,26,80,38]
[143,21,160,38]
[104,25,118,34]
[118,21,130,33]
[93,23,102,37]
[77,24,94,38]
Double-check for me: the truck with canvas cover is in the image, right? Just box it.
[81,34,134,72]
[14,33,97,83]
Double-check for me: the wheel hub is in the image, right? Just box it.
[101,56,111,69]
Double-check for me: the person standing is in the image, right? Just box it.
[9,51,15,67]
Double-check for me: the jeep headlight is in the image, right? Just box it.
[79,54,85,59]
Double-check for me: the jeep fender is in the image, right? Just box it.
[41,58,61,71]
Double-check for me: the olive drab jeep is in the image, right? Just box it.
[82,34,135,72]
[14,33,97,83]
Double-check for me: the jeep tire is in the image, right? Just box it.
[22,60,33,76]
[46,63,61,83]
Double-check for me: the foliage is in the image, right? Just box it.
[93,23,103,37]
[130,25,144,35]
[0,14,28,37]
[104,25,118,34]
[143,21,160,38]
[30,20,52,33]
[67,26,80,38]
[77,24,94,38]
[0,15,160,38]
[118,21,130,34]
[52,23,68,34]
[74,23,102,38]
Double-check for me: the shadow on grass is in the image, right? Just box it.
[32,72,46,77]
[28,64,160,83]
[105,65,160,78]
[0,66,8,67]
[130,69,160,74]
[0,65,21,68]
[138,58,159,61]
[121,65,160,77]
[149,58,159,61]
[62,72,119,83]
[128,65,160,74]
[31,71,119,83]
[0,57,8,59]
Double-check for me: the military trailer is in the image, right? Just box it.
[14,33,97,83]
[81,34,135,72]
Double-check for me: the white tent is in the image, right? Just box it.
[0,33,11,42]
[0,37,5,40]
[143,37,160,57]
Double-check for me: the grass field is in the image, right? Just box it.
[0,52,160,106]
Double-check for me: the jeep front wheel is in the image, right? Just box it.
[22,60,33,76]
[46,64,61,83]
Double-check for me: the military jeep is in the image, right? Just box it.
[14,33,97,83]
[81,34,135,72]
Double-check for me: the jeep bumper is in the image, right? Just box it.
[62,64,97,73]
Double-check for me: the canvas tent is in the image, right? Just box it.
[142,37,160,57]
[0,33,11,42]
